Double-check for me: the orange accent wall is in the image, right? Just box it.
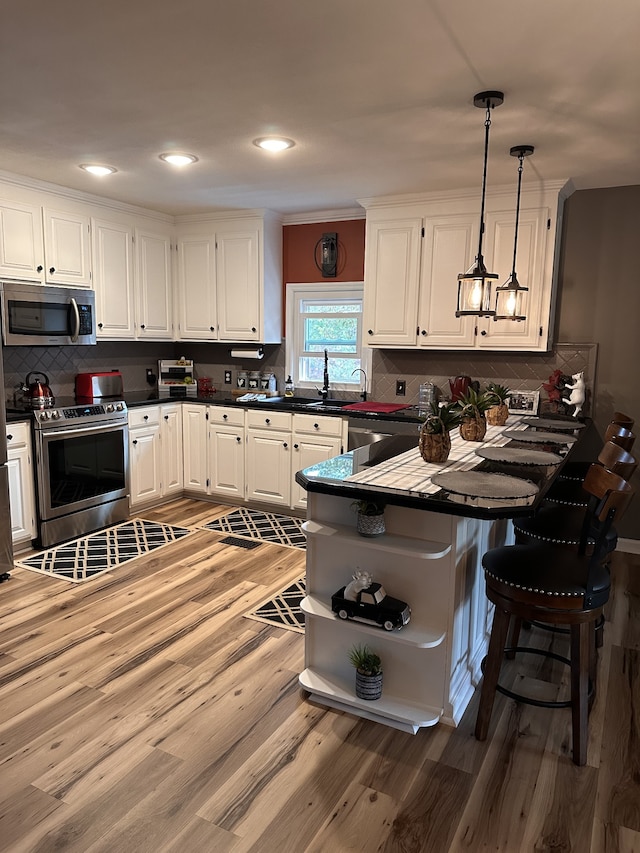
[283,220,365,284]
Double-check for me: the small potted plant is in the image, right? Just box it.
[351,499,386,537]
[455,386,493,442]
[349,644,383,700]
[485,382,512,426]
[418,401,461,463]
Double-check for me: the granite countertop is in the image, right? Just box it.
[295,418,593,520]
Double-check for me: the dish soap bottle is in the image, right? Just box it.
[284,375,295,397]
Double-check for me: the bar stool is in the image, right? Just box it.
[612,411,634,430]
[545,442,637,507]
[475,467,634,765]
[560,423,636,483]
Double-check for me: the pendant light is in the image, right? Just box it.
[456,91,504,318]
[494,145,534,321]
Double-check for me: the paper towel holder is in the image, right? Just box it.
[230,347,264,359]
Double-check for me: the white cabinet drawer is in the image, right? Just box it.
[246,409,292,431]
[129,406,161,429]
[6,420,31,448]
[209,405,245,427]
[292,413,344,437]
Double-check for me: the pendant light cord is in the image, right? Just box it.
[477,104,492,263]
[510,152,524,277]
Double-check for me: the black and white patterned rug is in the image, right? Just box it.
[245,575,306,633]
[202,508,306,549]
[15,518,195,583]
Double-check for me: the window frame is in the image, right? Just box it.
[285,281,371,394]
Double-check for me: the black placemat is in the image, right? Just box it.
[503,429,578,445]
[523,417,586,431]
[431,471,539,499]
[475,446,563,466]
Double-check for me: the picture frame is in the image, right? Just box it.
[508,390,540,415]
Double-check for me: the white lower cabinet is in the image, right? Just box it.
[246,409,293,507]
[300,494,508,733]
[6,421,36,546]
[208,407,245,499]
[129,404,182,508]
[291,413,345,510]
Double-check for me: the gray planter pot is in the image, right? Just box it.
[356,512,385,537]
[355,670,383,700]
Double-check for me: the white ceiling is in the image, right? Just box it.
[2,0,640,218]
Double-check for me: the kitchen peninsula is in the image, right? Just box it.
[295,418,585,733]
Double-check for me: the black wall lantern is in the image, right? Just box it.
[314,232,338,277]
[494,145,534,321]
[456,91,504,318]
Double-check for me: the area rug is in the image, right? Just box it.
[202,508,306,549]
[245,575,306,633]
[14,518,195,583]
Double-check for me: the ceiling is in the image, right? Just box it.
[2,0,639,218]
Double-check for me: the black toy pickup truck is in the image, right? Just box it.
[331,582,410,631]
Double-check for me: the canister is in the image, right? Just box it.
[237,371,247,389]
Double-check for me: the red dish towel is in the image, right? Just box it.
[342,402,410,413]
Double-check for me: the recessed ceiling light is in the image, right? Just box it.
[79,164,117,176]
[159,152,198,166]
[253,137,296,152]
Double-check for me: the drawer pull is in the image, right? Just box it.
[314,423,319,429]
[6,434,12,442]
[223,414,228,420]
[265,418,271,424]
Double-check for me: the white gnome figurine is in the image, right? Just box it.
[563,371,586,418]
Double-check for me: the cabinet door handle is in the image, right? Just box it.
[140,323,146,330]
[283,441,288,449]
[98,322,103,329]
[37,265,43,273]
[6,434,12,442]
[132,439,138,445]
[481,330,487,336]
[251,326,256,333]
[367,329,373,335]
[293,443,299,449]
[49,266,55,274]
[236,436,241,443]
[265,418,270,424]
[164,415,169,420]
[421,329,427,336]
[210,326,215,332]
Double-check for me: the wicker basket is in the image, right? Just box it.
[418,424,451,463]
[486,404,509,426]
[459,414,487,442]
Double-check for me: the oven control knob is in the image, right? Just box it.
[106,404,114,413]
[116,402,124,411]
[51,410,60,419]
[39,411,50,420]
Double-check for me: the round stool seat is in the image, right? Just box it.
[482,543,611,609]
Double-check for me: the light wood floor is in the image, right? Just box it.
[1,498,639,852]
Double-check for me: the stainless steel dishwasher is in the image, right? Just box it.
[347,417,419,451]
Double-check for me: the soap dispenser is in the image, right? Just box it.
[284,375,295,397]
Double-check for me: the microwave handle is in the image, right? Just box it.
[69,297,80,342]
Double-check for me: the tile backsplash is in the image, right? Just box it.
[2,339,597,416]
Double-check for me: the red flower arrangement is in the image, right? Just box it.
[542,369,564,402]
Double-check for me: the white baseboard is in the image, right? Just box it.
[618,538,640,555]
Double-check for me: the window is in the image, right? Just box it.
[286,282,370,392]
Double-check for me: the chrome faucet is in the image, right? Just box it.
[351,368,368,401]
[319,349,330,400]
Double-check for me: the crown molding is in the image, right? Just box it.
[174,208,283,225]
[282,207,365,225]
[0,168,174,223]
[358,179,574,210]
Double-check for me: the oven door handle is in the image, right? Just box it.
[42,423,127,440]
[69,296,80,342]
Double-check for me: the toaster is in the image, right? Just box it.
[75,371,123,399]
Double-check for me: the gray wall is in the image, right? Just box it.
[556,186,639,537]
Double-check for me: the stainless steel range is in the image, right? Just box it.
[33,400,129,547]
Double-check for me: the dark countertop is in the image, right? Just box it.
[295,420,594,521]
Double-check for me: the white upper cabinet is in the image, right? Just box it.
[175,212,282,343]
[134,227,173,340]
[91,217,135,338]
[177,234,217,340]
[0,199,45,282]
[361,181,571,352]
[42,207,92,286]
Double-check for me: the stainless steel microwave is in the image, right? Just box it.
[1,282,96,346]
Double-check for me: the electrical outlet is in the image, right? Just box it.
[224,370,232,384]
[396,379,406,396]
